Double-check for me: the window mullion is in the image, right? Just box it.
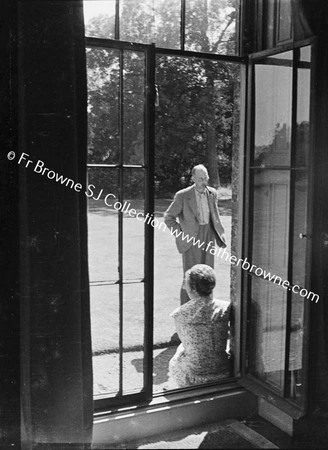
[181,0,185,51]
[118,48,124,396]
[115,0,120,40]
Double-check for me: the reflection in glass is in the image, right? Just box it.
[91,284,120,396]
[251,170,290,279]
[86,47,119,164]
[123,283,144,394]
[84,0,116,39]
[123,52,145,165]
[123,169,145,280]
[185,0,237,54]
[249,46,312,403]
[253,52,292,167]
[249,277,287,393]
[87,168,119,283]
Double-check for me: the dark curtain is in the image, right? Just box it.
[0,0,20,446]
[290,0,314,40]
[298,0,328,34]
[18,1,93,447]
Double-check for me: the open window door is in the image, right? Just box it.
[241,42,315,417]
[85,38,155,409]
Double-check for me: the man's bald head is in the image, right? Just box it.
[191,164,209,192]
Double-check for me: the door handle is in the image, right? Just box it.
[299,233,307,239]
[321,232,328,247]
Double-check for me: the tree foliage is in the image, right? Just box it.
[85,0,239,197]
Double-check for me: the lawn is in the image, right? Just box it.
[88,194,232,354]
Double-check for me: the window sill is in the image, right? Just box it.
[238,376,306,420]
[93,384,257,447]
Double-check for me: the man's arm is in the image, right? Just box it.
[164,191,183,234]
[213,190,226,244]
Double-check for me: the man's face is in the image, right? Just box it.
[192,168,209,192]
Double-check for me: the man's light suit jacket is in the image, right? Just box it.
[164,185,226,254]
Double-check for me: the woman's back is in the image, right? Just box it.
[169,297,231,386]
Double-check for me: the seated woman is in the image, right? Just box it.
[168,264,231,388]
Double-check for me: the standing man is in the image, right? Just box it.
[164,164,226,304]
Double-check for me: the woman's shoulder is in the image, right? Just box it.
[171,298,206,322]
[210,299,231,320]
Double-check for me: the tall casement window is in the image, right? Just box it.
[83,0,243,409]
[244,43,314,409]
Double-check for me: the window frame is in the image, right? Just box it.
[84,4,246,411]
[241,36,316,417]
[86,38,156,410]
[84,0,242,56]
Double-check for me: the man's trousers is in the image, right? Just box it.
[180,223,217,305]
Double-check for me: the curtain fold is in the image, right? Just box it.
[290,0,314,40]
[0,0,20,446]
[298,0,328,35]
[18,1,93,447]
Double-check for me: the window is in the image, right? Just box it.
[84,0,243,407]
[245,45,313,406]
[84,0,239,55]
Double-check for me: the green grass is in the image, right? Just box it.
[88,197,232,354]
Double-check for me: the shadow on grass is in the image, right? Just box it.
[131,345,178,385]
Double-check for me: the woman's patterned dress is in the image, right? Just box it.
[169,297,231,387]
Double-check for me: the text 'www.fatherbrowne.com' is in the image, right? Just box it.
[169,225,319,303]
[10,151,319,303]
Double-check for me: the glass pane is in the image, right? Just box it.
[154,0,181,49]
[86,47,119,164]
[251,170,290,280]
[123,283,144,394]
[120,0,155,44]
[84,0,116,39]
[123,51,145,165]
[253,51,293,167]
[249,277,287,393]
[120,0,181,48]
[185,0,238,55]
[123,169,145,280]
[295,49,311,167]
[87,168,119,283]
[91,284,120,396]
[300,45,311,63]
[154,55,240,391]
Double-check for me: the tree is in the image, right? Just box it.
[85,0,239,196]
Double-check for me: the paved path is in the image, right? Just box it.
[93,346,178,397]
